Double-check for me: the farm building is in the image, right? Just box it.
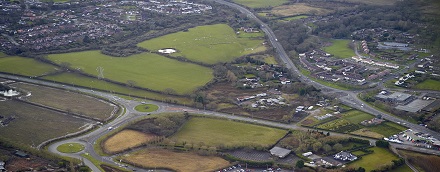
[270,146,291,158]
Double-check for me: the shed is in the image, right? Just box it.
[270,146,291,158]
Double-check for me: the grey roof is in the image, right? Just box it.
[270,146,291,158]
[396,99,434,113]
[376,92,412,102]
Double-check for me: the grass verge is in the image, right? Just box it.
[57,143,85,153]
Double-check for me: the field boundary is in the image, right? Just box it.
[38,124,96,149]
[14,98,101,122]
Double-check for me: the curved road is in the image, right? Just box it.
[210,0,440,140]
[2,1,440,171]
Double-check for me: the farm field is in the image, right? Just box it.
[341,110,374,124]
[103,129,156,154]
[271,4,331,16]
[137,24,266,64]
[46,50,213,95]
[232,0,287,8]
[350,128,384,139]
[279,15,308,22]
[300,108,338,127]
[237,31,265,38]
[349,147,399,172]
[12,82,115,121]
[335,0,398,5]
[41,72,192,104]
[122,148,230,172]
[0,56,58,77]
[323,39,356,58]
[171,117,287,147]
[367,122,406,137]
[399,150,440,172]
[263,56,278,65]
[134,104,159,112]
[389,164,413,172]
[0,100,89,146]
[414,79,440,91]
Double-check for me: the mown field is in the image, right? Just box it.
[0,56,58,77]
[171,117,287,147]
[414,79,440,91]
[367,122,406,137]
[279,15,308,22]
[349,147,399,172]
[12,82,115,121]
[271,3,331,16]
[305,109,404,137]
[41,72,192,104]
[103,129,156,154]
[57,143,85,153]
[0,100,89,146]
[232,0,288,8]
[122,148,230,172]
[46,50,213,95]
[342,110,374,124]
[137,24,266,64]
[334,0,398,5]
[323,39,356,58]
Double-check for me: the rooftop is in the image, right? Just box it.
[270,146,291,158]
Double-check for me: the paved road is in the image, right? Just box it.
[209,0,440,140]
[1,73,377,171]
[2,1,439,171]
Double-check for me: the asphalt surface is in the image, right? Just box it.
[2,1,440,171]
[209,0,440,140]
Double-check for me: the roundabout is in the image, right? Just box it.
[56,143,85,153]
[134,103,159,112]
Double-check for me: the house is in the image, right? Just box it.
[333,151,357,161]
[270,146,291,158]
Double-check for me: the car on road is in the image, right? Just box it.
[108,127,113,130]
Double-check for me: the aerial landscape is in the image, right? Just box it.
[0,0,440,171]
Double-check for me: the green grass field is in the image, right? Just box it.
[137,24,265,64]
[349,147,399,171]
[0,100,89,146]
[41,73,192,104]
[367,122,406,137]
[134,104,159,112]
[280,15,308,22]
[323,39,356,58]
[237,31,265,38]
[414,79,440,91]
[13,82,114,121]
[46,51,213,95]
[342,110,375,124]
[57,143,85,153]
[171,117,287,147]
[264,56,277,64]
[0,52,8,57]
[0,56,58,77]
[389,164,413,172]
[232,0,288,8]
